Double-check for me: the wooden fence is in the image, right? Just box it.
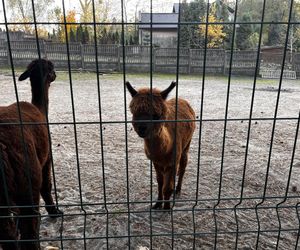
[0,40,299,77]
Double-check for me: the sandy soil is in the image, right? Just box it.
[0,72,299,250]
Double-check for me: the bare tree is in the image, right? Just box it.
[6,0,54,32]
[79,0,92,23]
[7,0,54,21]
[77,0,111,42]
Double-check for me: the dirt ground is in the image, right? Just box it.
[0,72,299,250]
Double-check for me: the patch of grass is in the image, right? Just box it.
[0,66,23,75]
[56,70,98,81]
[55,71,230,82]
[229,75,277,85]
[0,66,295,85]
[55,71,281,85]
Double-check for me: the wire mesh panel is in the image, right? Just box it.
[0,0,299,249]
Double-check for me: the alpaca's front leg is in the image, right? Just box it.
[0,214,19,250]
[19,206,41,250]
[152,165,163,209]
[162,168,175,210]
[41,158,62,218]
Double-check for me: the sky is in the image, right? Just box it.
[54,0,185,19]
[0,0,198,24]
[58,0,180,11]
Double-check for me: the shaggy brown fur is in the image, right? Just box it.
[0,59,61,250]
[126,81,196,210]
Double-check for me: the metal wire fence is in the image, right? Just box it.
[0,0,300,249]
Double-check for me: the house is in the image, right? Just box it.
[138,11,179,47]
[138,2,234,48]
[0,30,25,41]
[260,45,294,64]
[0,29,36,42]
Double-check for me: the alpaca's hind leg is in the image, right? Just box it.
[176,141,191,196]
[152,165,163,209]
[40,158,62,218]
[18,206,40,250]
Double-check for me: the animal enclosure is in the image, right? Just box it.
[0,0,300,249]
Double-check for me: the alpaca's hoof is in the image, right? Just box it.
[163,204,171,210]
[151,202,162,210]
[48,207,63,219]
[175,189,181,198]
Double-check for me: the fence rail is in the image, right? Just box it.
[1,40,299,77]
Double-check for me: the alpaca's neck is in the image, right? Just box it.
[144,126,173,158]
[31,83,49,115]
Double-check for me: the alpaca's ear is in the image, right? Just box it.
[126,81,138,97]
[161,81,176,100]
[18,70,31,81]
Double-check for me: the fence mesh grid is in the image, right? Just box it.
[0,0,300,249]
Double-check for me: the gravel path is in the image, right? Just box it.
[0,73,299,249]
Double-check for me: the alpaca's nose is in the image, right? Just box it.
[49,71,56,82]
[139,125,147,133]
[137,125,147,137]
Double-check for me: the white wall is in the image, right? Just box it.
[140,30,178,47]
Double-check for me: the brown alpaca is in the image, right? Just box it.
[126,81,195,210]
[0,59,61,250]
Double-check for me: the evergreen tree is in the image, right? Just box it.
[236,13,254,49]
[215,0,231,49]
[69,28,76,42]
[111,32,116,44]
[179,0,206,48]
[52,28,57,41]
[237,0,291,47]
[129,35,134,45]
[106,30,112,44]
[83,26,89,44]
[102,27,107,44]
[294,27,300,52]
[267,12,283,46]
[133,31,139,45]
[76,26,83,43]
[81,29,86,43]
[115,31,120,44]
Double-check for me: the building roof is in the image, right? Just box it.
[139,13,179,29]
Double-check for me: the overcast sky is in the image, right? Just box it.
[0,0,195,23]
[55,0,187,19]
[59,0,180,12]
